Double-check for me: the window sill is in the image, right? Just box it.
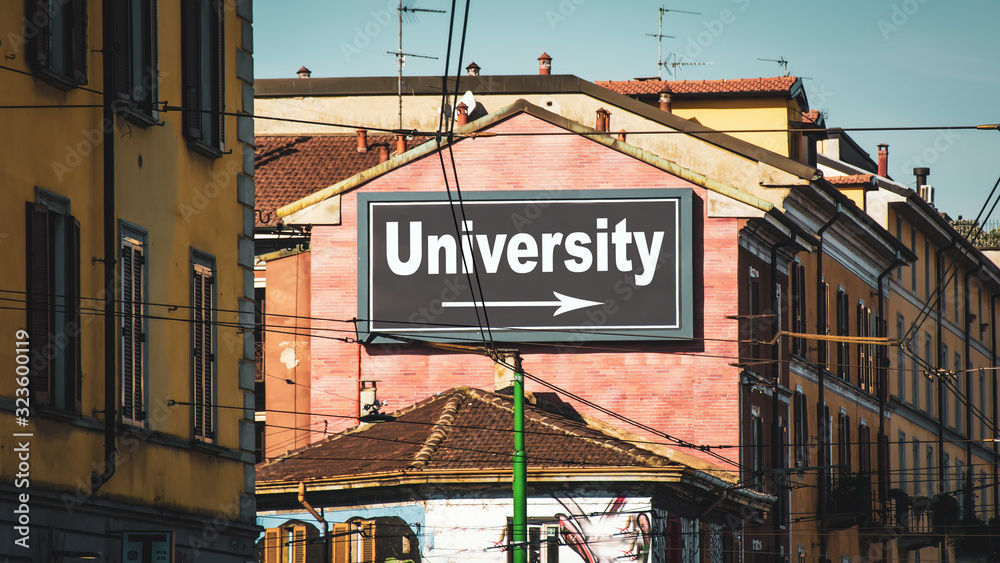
[115,100,160,128]
[33,67,86,92]
[33,404,82,422]
[187,138,225,160]
[191,439,224,454]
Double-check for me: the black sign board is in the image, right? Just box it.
[357,189,692,343]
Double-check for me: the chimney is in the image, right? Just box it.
[914,167,933,203]
[537,52,552,75]
[595,108,610,132]
[877,143,889,177]
[493,353,521,394]
[617,129,627,143]
[659,86,672,112]
[456,101,469,125]
[396,134,407,155]
[297,66,311,79]
[356,129,368,153]
[466,61,480,76]
[378,143,389,163]
[914,167,930,189]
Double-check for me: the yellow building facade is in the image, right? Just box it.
[0,0,259,560]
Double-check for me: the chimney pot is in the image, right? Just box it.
[297,66,311,79]
[456,101,469,126]
[659,91,673,113]
[595,108,610,132]
[466,61,480,76]
[396,134,407,155]
[378,144,389,163]
[877,143,889,177]
[617,129,627,143]
[538,52,552,75]
[914,167,930,191]
[356,128,368,153]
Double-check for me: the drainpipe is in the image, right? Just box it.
[770,234,797,554]
[299,482,329,563]
[815,203,841,559]
[877,253,904,519]
[992,294,999,516]
[935,243,956,496]
[964,263,981,518]
[92,0,118,493]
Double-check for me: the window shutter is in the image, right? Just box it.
[26,0,51,69]
[216,0,225,148]
[181,0,202,139]
[359,521,376,563]
[25,203,52,405]
[69,217,82,410]
[113,0,131,99]
[193,263,214,439]
[71,0,88,84]
[332,523,352,563]
[263,528,282,563]
[121,240,145,422]
[148,0,158,113]
[291,525,306,563]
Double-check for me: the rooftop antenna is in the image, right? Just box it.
[666,53,713,80]
[757,56,790,76]
[388,0,444,130]
[645,5,700,79]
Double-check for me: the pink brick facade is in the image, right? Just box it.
[307,113,745,465]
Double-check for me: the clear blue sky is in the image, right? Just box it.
[255,0,1000,222]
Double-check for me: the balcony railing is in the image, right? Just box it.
[826,473,874,530]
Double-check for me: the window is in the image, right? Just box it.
[912,332,920,407]
[181,0,226,154]
[192,252,216,441]
[25,194,81,412]
[956,460,965,513]
[121,224,147,425]
[954,271,960,322]
[896,314,905,401]
[857,301,874,393]
[825,406,834,494]
[837,288,850,379]
[981,471,989,519]
[750,409,764,491]
[749,268,761,365]
[790,262,807,356]
[837,411,852,477]
[858,422,872,477]
[924,240,931,298]
[896,215,903,281]
[926,445,935,496]
[943,453,950,494]
[925,333,933,413]
[913,438,921,496]
[980,370,987,441]
[898,432,907,492]
[941,344,949,424]
[26,0,88,88]
[955,354,963,433]
[821,279,830,370]
[114,0,159,120]
[911,227,917,292]
[506,520,560,563]
[978,286,985,342]
[794,388,808,470]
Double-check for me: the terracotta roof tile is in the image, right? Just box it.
[257,386,700,483]
[594,76,799,97]
[826,174,875,186]
[801,110,822,123]
[255,134,409,225]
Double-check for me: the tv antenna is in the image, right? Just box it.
[388,1,444,129]
[665,53,712,80]
[645,5,700,80]
[757,56,789,76]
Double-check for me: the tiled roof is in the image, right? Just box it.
[595,76,799,97]
[826,174,875,186]
[257,386,718,483]
[254,134,398,226]
[801,109,822,124]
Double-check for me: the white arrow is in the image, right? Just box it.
[441,291,603,317]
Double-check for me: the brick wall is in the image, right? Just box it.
[308,113,743,465]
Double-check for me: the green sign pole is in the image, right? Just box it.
[512,353,527,563]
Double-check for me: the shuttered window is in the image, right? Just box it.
[114,0,158,120]
[181,0,225,155]
[121,230,147,424]
[357,521,376,563]
[790,262,807,356]
[794,389,808,469]
[331,523,352,563]
[192,256,215,441]
[25,199,81,412]
[26,0,89,89]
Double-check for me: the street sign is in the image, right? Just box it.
[357,189,692,343]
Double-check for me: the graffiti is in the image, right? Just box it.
[555,496,650,563]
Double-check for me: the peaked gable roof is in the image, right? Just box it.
[276,98,775,222]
